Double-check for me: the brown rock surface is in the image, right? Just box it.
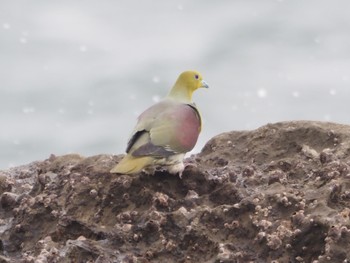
[1,121,350,262]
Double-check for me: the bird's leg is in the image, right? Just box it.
[167,162,185,177]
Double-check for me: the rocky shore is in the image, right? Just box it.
[1,121,350,263]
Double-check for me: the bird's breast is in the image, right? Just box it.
[174,104,201,151]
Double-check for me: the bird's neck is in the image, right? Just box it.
[167,84,193,103]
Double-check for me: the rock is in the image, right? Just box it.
[0,255,10,263]
[0,192,18,209]
[1,121,350,262]
[0,175,12,195]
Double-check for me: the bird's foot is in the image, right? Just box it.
[184,158,198,169]
[184,162,198,169]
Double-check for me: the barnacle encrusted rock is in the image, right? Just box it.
[1,121,350,262]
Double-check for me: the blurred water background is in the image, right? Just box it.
[1,0,350,169]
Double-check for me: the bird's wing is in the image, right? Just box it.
[126,100,201,158]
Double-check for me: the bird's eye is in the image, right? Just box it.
[195,74,199,80]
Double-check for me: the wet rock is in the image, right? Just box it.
[1,121,350,262]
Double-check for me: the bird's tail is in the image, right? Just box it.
[110,154,153,174]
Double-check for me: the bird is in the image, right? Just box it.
[110,70,208,176]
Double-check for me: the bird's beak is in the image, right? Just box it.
[200,80,209,89]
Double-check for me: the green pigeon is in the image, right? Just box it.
[110,70,208,176]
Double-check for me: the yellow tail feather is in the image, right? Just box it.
[110,155,154,174]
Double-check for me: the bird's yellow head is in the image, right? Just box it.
[168,70,209,102]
